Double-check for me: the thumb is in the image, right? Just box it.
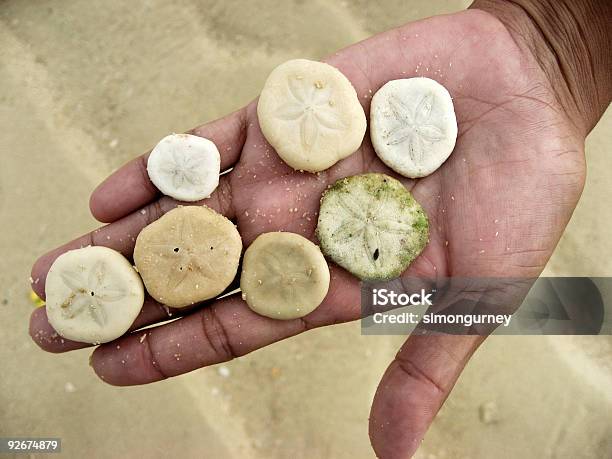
[369,334,485,459]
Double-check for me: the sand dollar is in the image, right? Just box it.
[240,232,330,320]
[316,173,429,280]
[134,206,242,308]
[257,59,367,172]
[147,133,221,202]
[45,246,145,344]
[370,77,457,178]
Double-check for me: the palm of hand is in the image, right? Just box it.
[229,12,585,456]
[30,9,586,459]
[232,10,584,316]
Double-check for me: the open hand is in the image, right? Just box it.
[29,9,587,458]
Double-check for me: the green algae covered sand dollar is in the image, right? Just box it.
[316,173,428,280]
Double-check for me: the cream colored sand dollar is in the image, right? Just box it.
[316,173,429,280]
[147,133,221,201]
[257,59,367,172]
[240,232,330,320]
[370,78,457,178]
[134,206,242,308]
[45,246,145,344]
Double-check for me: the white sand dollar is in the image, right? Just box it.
[134,206,242,308]
[316,173,429,280]
[257,59,367,172]
[45,246,145,344]
[147,133,221,201]
[240,232,330,320]
[370,77,457,178]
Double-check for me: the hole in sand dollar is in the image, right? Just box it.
[45,246,145,344]
[133,206,242,308]
[316,173,429,280]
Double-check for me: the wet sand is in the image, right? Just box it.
[1,1,611,458]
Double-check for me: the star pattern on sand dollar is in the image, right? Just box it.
[59,262,126,326]
[274,76,346,150]
[160,149,207,190]
[258,250,313,302]
[149,215,226,289]
[384,93,444,162]
[332,192,413,268]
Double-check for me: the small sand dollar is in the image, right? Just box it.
[240,232,330,320]
[147,133,221,202]
[316,173,429,280]
[134,206,242,308]
[45,246,145,344]
[257,59,367,172]
[370,77,457,178]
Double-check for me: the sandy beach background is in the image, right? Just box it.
[1,1,611,458]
